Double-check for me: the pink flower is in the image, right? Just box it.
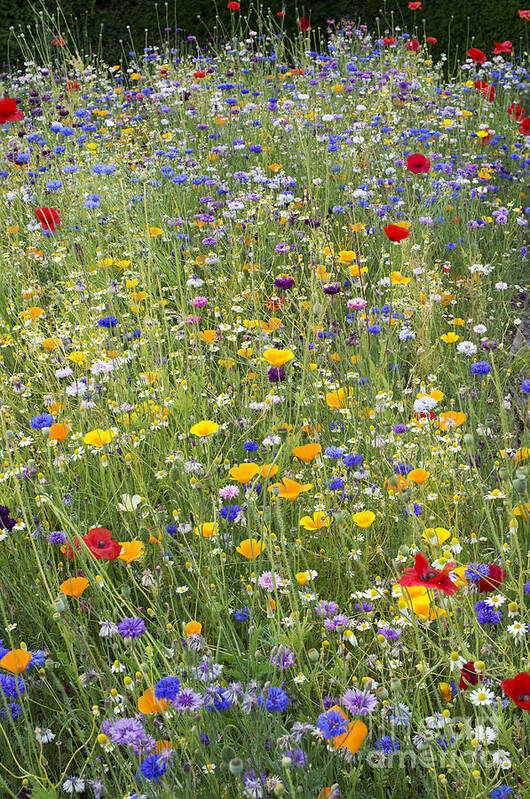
[192,296,209,308]
[219,485,240,499]
[348,298,367,311]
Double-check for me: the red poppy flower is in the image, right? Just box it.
[492,40,512,54]
[519,9,530,19]
[501,671,530,710]
[474,80,495,102]
[398,552,458,596]
[66,81,80,92]
[52,37,65,46]
[519,117,530,135]
[426,37,437,44]
[383,37,397,45]
[459,661,483,691]
[227,1,240,9]
[408,1,422,8]
[277,11,285,17]
[193,71,207,79]
[467,47,487,64]
[0,98,24,124]
[406,153,431,174]
[508,102,525,121]
[82,528,122,561]
[476,564,506,592]
[406,39,419,52]
[298,17,310,31]
[35,208,61,232]
[384,224,410,242]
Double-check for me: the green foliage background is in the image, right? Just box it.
[0,0,527,67]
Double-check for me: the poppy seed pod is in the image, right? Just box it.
[229,758,244,775]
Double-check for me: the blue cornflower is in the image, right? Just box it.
[344,453,363,468]
[471,361,491,375]
[117,617,146,639]
[155,676,181,701]
[475,600,502,624]
[394,462,413,476]
[244,441,259,452]
[367,324,381,334]
[98,316,118,328]
[465,563,490,582]
[219,505,242,522]
[259,686,289,712]
[84,194,101,209]
[375,736,400,752]
[324,446,344,459]
[31,413,54,430]
[234,607,250,621]
[208,688,233,712]
[0,674,25,699]
[522,379,530,394]
[317,709,348,740]
[1,702,22,719]
[328,478,345,490]
[490,787,512,799]
[524,580,530,595]
[137,754,168,781]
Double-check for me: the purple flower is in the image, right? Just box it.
[268,366,286,382]
[269,646,295,670]
[341,688,378,716]
[109,717,146,747]
[117,617,146,639]
[173,689,203,712]
[274,275,295,290]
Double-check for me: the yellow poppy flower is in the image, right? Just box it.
[83,429,115,447]
[236,538,264,559]
[118,541,145,562]
[190,420,219,437]
[269,477,313,501]
[229,463,260,484]
[421,527,451,546]
[194,522,217,538]
[185,620,202,636]
[292,443,322,462]
[260,348,294,367]
[352,510,375,528]
[299,511,331,530]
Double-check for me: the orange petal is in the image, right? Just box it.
[59,577,89,597]
[0,649,32,674]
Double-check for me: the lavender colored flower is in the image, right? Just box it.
[173,689,203,712]
[341,688,378,716]
[269,645,295,670]
[117,617,146,639]
[109,717,146,747]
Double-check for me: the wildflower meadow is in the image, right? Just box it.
[0,6,528,799]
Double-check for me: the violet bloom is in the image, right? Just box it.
[341,688,378,716]
[323,283,341,295]
[117,617,146,639]
[274,275,295,290]
[173,689,203,712]
[269,645,295,670]
[109,717,146,747]
[268,366,285,382]
[315,600,339,618]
